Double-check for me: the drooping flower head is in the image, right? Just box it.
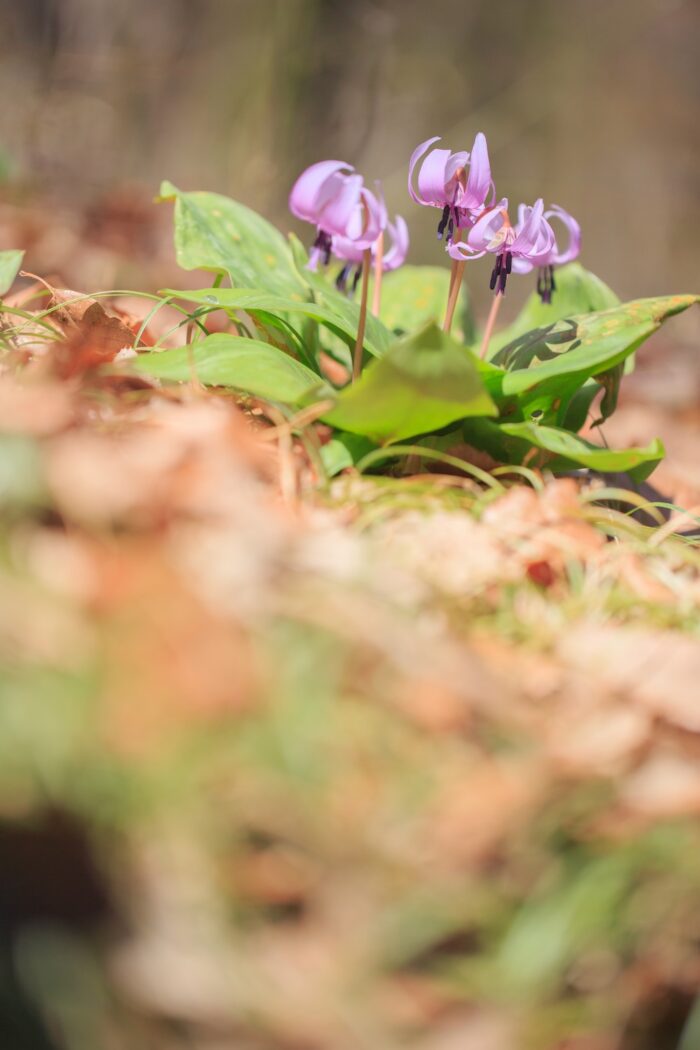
[447,198,557,295]
[332,206,409,293]
[289,160,385,271]
[509,204,581,302]
[408,132,495,242]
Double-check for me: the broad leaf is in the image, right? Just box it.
[493,294,699,425]
[133,334,327,405]
[159,181,309,298]
[320,433,376,477]
[490,262,619,354]
[373,265,475,344]
[323,323,496,444]
[163,286,392,361]
[463,418,664,481]
[0,249,24,296]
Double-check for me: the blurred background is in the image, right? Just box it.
[1,0,699,313]
[1,4,700,1050]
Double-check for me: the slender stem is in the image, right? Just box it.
[442,229,464,335]
[442,259,465,333]
[479,293,503,359]
[371,232,384,317]
[352,248,372,382]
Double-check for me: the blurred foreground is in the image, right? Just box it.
[0,255,699,1049]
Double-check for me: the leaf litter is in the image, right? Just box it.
[0,208,699,1048]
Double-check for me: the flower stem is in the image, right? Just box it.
[371,232,384,317]
[442,230,464,335]
[479,293,503,360]
[353,248,372,382]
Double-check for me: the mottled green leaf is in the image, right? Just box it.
[490,262,619,354]
[463,417,664,480]
[491,294,699,428]
[159,181,309,298]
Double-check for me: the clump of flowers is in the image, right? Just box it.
[289,132,580,371]
[405,130,581,354]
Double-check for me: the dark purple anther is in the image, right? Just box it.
[437,205,450,240]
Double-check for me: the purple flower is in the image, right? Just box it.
[289,160,385,271]
[447,198,557,295]
[408,132,495,242]
[510,204,581,302]
[332,209,409,293]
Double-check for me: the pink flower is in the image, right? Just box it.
[447,198,557,295]
[510,204,581,302]
[332,209,409,292]
[408,132,495,242]
[289,160,385,271]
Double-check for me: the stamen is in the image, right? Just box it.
[437,205,450,240]
[335,264,350,293]
[312,230,333,268]
[505,251,513,274]
[498,265,508,295]
[352,265,363,292]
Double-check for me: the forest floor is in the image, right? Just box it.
[1,190,700,1050]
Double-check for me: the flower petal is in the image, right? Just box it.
[511,199,552,258]
[319,173,364,236]
[463,132,492,210]
[289,160,354,223]
[546,204,581,265]
[467,200,510,253]
[417,147,453,207]
[382,215,410,271]
[408,136,442,206]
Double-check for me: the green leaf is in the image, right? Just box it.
[320,433,376,477]
[373,265,475,344]
[494,294,699,426]
[162,286,392,361]
[323,322,496,444]
[490,262,619,354]
[0,249,24,296]
[133,334,328,404]
[463,417,664,481]
[159,181,309,298]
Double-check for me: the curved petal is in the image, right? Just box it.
[382,214,410,271]
[408,136,442,205]
[446,239,484,261]
[545,204,581,265]
[319,173,364,236]
[466,199,510,253]
[463,131,492,210]
[289,160,354,223]
[354,185,386,246]
[510,256,534,274]
[511,199,548,256]
[416,146,453,207]
[331,233,363,264]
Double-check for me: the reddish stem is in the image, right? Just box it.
[479,293,503,360]
[371,232,384,317]
[353,248,372,381]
